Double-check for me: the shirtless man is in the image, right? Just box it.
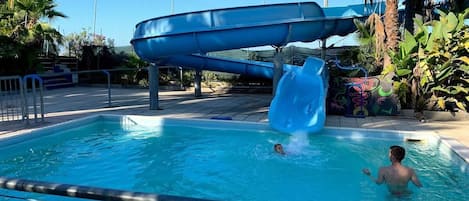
[362,145,422,195]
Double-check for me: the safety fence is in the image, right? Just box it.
[39,68,145,107]
[0,75,45,124]
[0,76,25,122]
[0,68,147,125]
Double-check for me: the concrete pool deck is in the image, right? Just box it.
[1,86,468,158]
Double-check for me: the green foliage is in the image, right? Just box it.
[182,71,195,87]
[124,53,148,68]
[63,28,115,58]
[392,78,410,106]
[386,8,469,111]
[353,16,384,75]
[0,0,65,74]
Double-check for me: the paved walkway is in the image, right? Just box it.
[1,87,468,155]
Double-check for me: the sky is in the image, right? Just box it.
[52,0,374,48]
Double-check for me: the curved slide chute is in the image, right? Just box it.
[131,2,383,133]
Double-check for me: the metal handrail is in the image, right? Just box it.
[0,177,213,201]
[38,68,147,107]
[23,74,44,123]
[101,70,112,107]
[37,67,147,78]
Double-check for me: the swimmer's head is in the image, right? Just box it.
[274,144,285,155]
[389,145,405,162]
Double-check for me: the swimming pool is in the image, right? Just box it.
[0,115,468,201]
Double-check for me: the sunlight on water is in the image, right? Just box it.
[0,120,468,201]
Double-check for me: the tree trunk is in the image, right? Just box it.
[383,0,399,68]
[8,0,14,9]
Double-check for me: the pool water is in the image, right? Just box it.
[0,116,468,201]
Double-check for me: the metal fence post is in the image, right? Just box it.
[23,74,44,123]
[101,70,111,107]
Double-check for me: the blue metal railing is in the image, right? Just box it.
[101,70,112,107]
[23,74,44,123]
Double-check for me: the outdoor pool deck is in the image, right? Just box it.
[1,86,468,157]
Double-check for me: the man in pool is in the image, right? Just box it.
[274,143,285,155]
[362,145,422,195]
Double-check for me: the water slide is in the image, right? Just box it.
[131,2,383,133]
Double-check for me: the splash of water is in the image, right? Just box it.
[284,131,310,155]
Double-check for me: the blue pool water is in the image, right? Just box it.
[0,115,468,201]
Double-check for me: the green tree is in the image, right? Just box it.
[354,13,385,74]
[361,0,399,70]
[14,0,66,51]
[383,0,399,68]
[63,28,115,58]
[0,0,65,74]
[385,9,469,112]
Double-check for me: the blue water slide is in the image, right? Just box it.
[268,57,328,133]
[131,2,383,133]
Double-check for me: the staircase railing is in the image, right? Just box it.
[23,74,44,123]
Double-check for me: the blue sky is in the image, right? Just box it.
[52,0,371,47]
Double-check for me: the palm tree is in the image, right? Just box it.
[365,0,399,67]
[15,0,66,29]
[1,0,66,72]
[0,0,14,9]
[362,0,398,68]
[382,0,399,68]
[12,0,66,51]
[7,0,13,9]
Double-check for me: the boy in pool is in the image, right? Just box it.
[362,145,422,195]
[274,144,285,155]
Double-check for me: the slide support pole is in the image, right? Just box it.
[273,47,284,96]
[194,69,202,97]
[149,63,160,110]
[321,39,327,60]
